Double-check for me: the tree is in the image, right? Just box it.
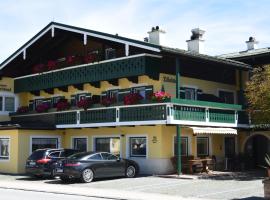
[245,65,270,124]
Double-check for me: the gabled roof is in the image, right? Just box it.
[0,21,251,71]
[0,21,161,70]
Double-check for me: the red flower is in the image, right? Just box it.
[36,103,50,113]
[47,60,57,71]
[17,106,29,114]
[151,91,171,102]
[123,93,143,105]
[101,96,116,107]
[84,54,96,64]
[56,99,70,111]
[77,98,93,110]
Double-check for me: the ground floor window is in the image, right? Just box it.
[0,138,9,160]
[130,137,147,157]
[174,136,188,156]
[31,138,58,152]
[197,137,209,156]
[72,137,87,152]
[94,137,120,156]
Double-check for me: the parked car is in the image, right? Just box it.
[25,148,81,178]
[55,151,139,183]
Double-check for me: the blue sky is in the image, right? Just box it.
[0,0,270,61]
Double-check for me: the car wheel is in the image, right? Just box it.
[60,176,70,183]
[49,169,56,179]
[80,168,94,183]
[126,165,136,178]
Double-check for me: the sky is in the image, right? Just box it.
[0,0,270,61]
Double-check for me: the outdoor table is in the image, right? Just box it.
[188,158,213,174]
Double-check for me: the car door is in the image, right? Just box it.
[100,153,126,177]
[85,153,107,178]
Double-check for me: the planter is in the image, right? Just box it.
[263,178,270,199]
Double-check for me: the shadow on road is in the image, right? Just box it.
[233,196,264,200]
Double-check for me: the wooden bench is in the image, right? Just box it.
[171,155,197,173]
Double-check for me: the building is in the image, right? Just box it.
[0,22,252,174]
[220,37,270,169]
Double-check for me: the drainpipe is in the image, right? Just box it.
[175,57,182,175]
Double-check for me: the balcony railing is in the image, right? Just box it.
[14,54,161,93]
[10,98,244,128]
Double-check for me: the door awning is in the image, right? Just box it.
[190,127,237,135]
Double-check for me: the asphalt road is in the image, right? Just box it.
[0,188,116,200]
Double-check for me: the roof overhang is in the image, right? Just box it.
[189,127,237,135]
[0,22,161,70]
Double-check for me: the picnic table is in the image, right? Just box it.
[188,158,213,174]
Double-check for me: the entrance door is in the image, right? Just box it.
[245,135,270,169]
[224,137,235,158]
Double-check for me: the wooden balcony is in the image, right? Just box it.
[10,98,244,128]
[14,54,161,93]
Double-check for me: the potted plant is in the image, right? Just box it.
[16,106,29,114]
[77,98,93,110]
[35,103,50,113]
[100,96,116,107]
[151,91,171,102]
[47,60,57,71]
[123,93,143,105]
[56,99,70,111]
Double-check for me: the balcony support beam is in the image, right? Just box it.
[175,57,182,176]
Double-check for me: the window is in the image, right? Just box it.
[101,152,118,160]
[105,48,116,60]
[0,97,3,111]
[88,153,102,160]
[180,87,197,100]
[130,137,147,157]
[133,87,146,99]
[4,97,15,112]
[31,138,58,152]
[95,137,120,156]
[72,138,87,152]
[48,151,61,158]
[174,136,188,156]
[0,138,9,160]
[197,137,209,156]
[218,90,235,104]
[108,90,119,101]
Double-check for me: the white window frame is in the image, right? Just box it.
[71,136,88,151]
[0,136,10,162]
[216,88,236,104]
[29,135,61,155]
[92,135,122,157]
[0,92,19,115]
[172,135,192,156]
[126,135,148,158]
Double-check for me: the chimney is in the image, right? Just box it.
[246,37,258,50]
[147,26,165,45]
[186,28,205,54]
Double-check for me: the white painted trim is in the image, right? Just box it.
[0,92,19,114]
[216,88,236,104]
[92,135,122,157]
[172,134,192,156]
[125,44,129,56]
[53,25,161,52]
[0,136,11,162]
[56,120,167,129]
[51,27,55,38]
[29,135,61,155]
[14,53,162,80]
[169,119,238,128]
[23,49,26,60]
[70,136,88,151]
[126,134,148,159]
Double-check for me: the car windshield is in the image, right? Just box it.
[68,152,91,160]
[28,150,45,160]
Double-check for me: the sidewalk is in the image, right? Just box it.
[0,178,200,200]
